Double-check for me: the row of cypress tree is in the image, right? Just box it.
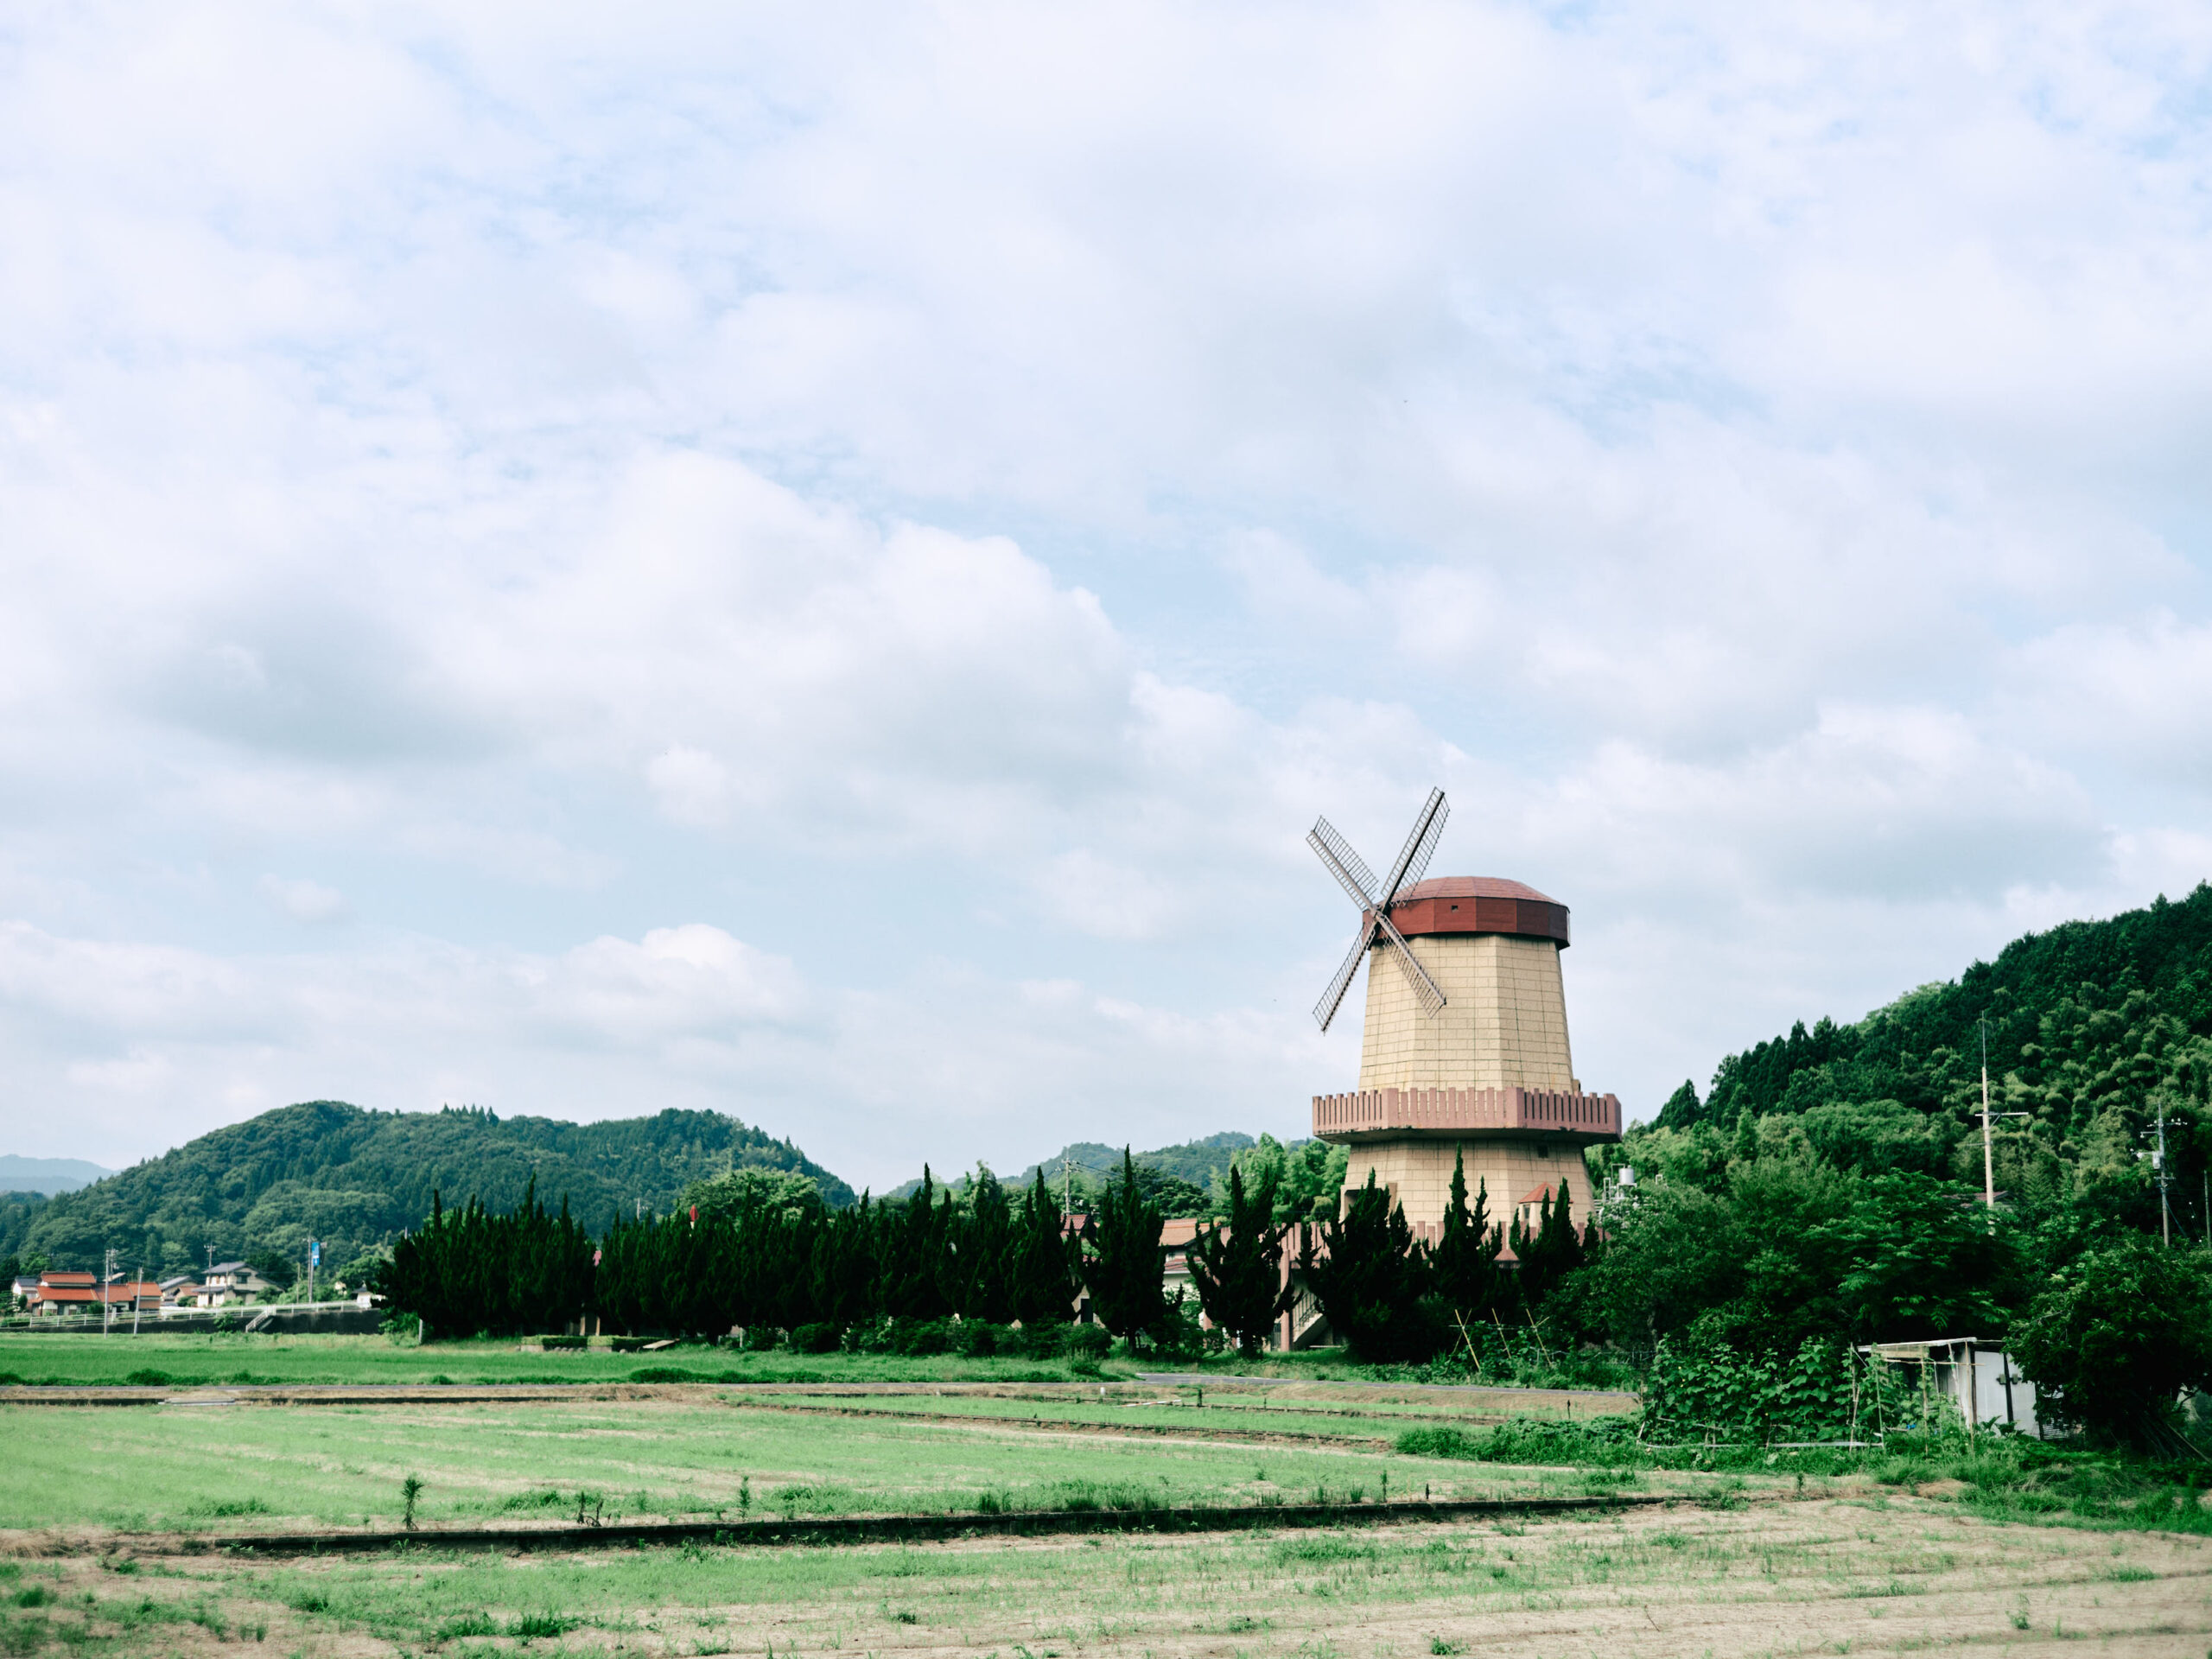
[379,1166,1091,1338]
[1301,1152,1590,1362]
[378,1147,1582,1356]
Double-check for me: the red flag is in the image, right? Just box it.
[690,1205,698,1225]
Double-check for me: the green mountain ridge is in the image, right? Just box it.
[886,1131,1261,1205]
[5,1102,855,1277]
[1637,880,2212,1234]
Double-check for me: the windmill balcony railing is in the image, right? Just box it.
[1312,1084,1623,1144]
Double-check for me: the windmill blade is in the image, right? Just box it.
[1396,792,1449,895]
[1376,909,1446,1017]
[1377,787,1448,906]
[1313,918,1376,1031]
[1308,817,1380,909]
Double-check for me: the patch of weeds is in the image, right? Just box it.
[435,1612,496,1640]
[506,1611,579,1640]
[2103,1564,2154,1582]
[95,1560,136,1577]
[123,1370,172,1387]
[188,1497,271,1517]
[1273,1537,1376,1564]
[2,1613,50,1655]
[8,1593,51,1612]
[499,1489,567,1513]
[888,1611,919,1625]
[288,1591,330,1615]
[1223,1616,1270,1634]
[1430,1640,1466,1656]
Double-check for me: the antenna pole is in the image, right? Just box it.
[1980,1019,1996,1212]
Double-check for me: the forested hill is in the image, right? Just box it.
[1647,881,2212,1226]
[886,1132,1259,1210]
[10,1102,855,1276]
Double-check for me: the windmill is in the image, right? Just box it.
[1299,785,1623,1243]
[1308,787,1450,1031]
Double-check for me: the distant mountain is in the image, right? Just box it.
[0,1155,113,1195]
[888,1131,1261,1202]
[8,1101,855,1275]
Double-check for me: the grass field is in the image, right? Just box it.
[3,1493,2204,1657]
[3,1344,2209,1656]
[0,1333,1130,1389]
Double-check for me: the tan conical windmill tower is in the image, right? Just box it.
[1307,788,1621,1234]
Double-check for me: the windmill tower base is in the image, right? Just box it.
[1314,1085,1621,1234]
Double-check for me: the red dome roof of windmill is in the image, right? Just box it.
[1382,876,1570,945]
[1389,876,1558,906]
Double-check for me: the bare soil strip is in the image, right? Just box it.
[6,1491,1690,1558]
[710,1395,1398,1446]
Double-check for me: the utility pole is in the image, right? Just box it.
[2155,1102,2172,1246]
[131,1262,143,1337]
[103,1244,117,1334]
[1062,1154,1072,1221]
[1974,1018,2029,1218]
[1980,1019,1996,1210]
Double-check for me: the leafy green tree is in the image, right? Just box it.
[1081,1148,1172,1345]
[245,1247,298,1291]
[2012,1236,2212,1450]
[1186,1164,1288,1356]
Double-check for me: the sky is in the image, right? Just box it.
[3,1,2211,1192]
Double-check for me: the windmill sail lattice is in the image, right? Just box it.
[1308,787,1450,1031]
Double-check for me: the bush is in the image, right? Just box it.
[1063,1324,1110,1360]
[2012,1236,2212,1450]
[789,1322,842,1354]
[952,1319,1007,1357]
[1398,1414,1648,1467]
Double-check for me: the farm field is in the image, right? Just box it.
[0,1333,1121,1389]
[0,1394,1701,1538]
[3,1492,2205,1657]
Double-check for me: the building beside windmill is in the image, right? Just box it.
[1306,791,1621,1234]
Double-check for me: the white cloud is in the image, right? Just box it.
[258,874,349,925]
[1,1,2209,1178]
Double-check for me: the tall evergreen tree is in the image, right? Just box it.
[1301,1171,1438,1363]
[1081,1147,1171,1344]
[1009,1169,1077,1325]
[1429,1149,1500,1334]
[1186,1163,1289,1356]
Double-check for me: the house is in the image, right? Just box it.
[97,1281,162,1313]
[29,1271,97,1316]
[198,1262,275,1306]
[10,1275,38,1309]
[164,1282,204,1307]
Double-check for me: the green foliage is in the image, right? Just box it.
[18,1099,855,1274]
[1303,1173,1441,1363]
[1210,1135,1348,1223]
[1081,1148,1173,1344]
[1641,1338,1914,1441]
[1185,1164,1289,1355]
[1570,1159,2024,1351]
[2011,1236,2212,1449]
[1653,883,2212,1247]
[377,1177,596,1338]
[1428,1153,1501,1332]
[1008,1169,1079,1326]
